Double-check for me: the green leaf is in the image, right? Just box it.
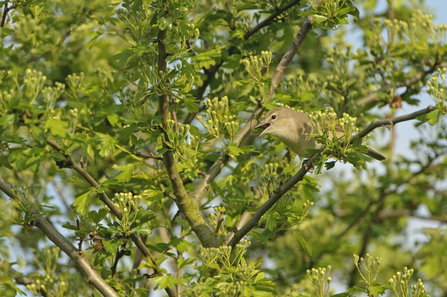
[107,114,120,126]
[97,133,117,157]
[103,239,123,255]
[62,222,78,231]
[312,15,328,24]
[94,252,107,267]
[143,189,164,201]
[0,114,14,126]
[299,92,315,102]
[45,119,68,137]
[152,275,178,289]
[258,229,274,244]
[177,257,195,269]
[295,232,312,256]
[348,285,368,294]
[330,293,351,297]
[227,145,244,156]
[253,291,273,297]
[324,161,336,170]
[181,59,196,79]
[130,209,156,229]
[25,155,41,172]
[217,174,233,187]
[416,109,441,126]
[254,272,266,283]
[177,20,194,38]
[158,17,169,30]
[0,27,15,38]
[73,190,92,215]
[299,175,320,200]
[265,216,276,231]
[112,163,134,182]
[176,240,193,252]
[183,97,200,113]
[367,284,388,297]
[88,209,108,224]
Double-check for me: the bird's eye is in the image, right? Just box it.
[271,114,277,119]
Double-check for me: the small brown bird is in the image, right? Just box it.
[255,107,385,161]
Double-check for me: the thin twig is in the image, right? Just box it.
[1,1,9,28]
[214,212,224,235]
[136,152,164,161]
[111,243,127,276]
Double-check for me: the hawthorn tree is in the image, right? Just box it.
[1,0,447,296]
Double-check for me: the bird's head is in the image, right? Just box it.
[255,107,291,138]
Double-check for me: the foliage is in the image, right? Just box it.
[1,0,447,296]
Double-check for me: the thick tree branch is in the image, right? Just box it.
[191,17,313,204]
[0,176,119,297]
[225,104,439,248]
[157,17,216,248]
[45,140,176,297]
[357,61,447,105]
[222,210,254,246]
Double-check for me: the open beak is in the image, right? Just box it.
[255,122,270,137]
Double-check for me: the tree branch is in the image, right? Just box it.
[191,17,313,204]
[244,0,301,40]
[225,104,439,248]
[0,176,119,297]
[357,61,447,105]
[352,105,436,140]
[136,152,164,161]
[222,210,254,246]
[1,1,10,28]
[157,14,216,248]
[45,140,176,297]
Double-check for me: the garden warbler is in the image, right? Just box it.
[255,107,385,161]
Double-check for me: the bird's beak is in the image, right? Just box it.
[255,121,270,137]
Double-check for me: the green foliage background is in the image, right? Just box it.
[0,0,447,296]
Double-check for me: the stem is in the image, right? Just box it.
[156,5,216,248]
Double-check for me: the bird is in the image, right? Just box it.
[255,107,385,161]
